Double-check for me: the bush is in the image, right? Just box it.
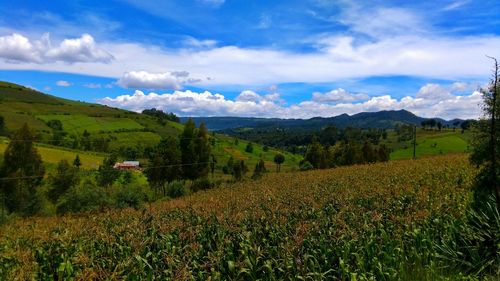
[167,181,190,198]
[114,184,150,209]
[299,161,314,171]
[56,180,111,214]
[191,178,215,192]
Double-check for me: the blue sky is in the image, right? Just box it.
[0,0,499,119]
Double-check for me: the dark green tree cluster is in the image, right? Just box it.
[0,115,4,135]
[145,119,211,193]
[142,108,180,123]
[302,137,389,169]
[0,124,45,216]
[252,159,266,179]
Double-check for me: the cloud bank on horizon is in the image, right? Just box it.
[0,0,498,119]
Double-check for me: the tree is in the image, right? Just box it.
[210,154,217,178]
[0,124,44,215]
[252,159,266,179]
[305,137,325,169]
[232,160,247,181]
[180,118,198,180]
[361,141,377,163]
[194,122,210,178]
[470,57,500,207]
[0,115,5,135]
[145,136,181,196]
[48,160,79,203]
[377,144,390,162]
[273,153,285,172]
[97,153,120,187]
[437,121,443,131]
[73,155,82,168]
[245,142,254,153]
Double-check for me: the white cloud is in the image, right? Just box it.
[99,83,484,120]
[0,33,113,64]
[312,88,369,103]
[83,83,102,88]
[45,34,113,63]
[117,70,200,90]
[56,80,71,87]
[443,0,469,11]
[183,37,217,48]
[1,33,497,86]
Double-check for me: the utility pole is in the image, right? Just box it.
[413,125,417,160]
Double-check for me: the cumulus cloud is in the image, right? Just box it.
[312,88,369,103]
[117,70,200,90]
[0,33,113,64]
[56,80,71,87]
[98,83,484,120]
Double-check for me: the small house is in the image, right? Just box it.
[113,161,141,171]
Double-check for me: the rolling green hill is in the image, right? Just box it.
[0,81,301,172]
[389,128,471,160]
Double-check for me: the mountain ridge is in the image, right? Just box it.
[181,109,468,131]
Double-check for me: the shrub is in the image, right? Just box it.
[56,180,111,214]
[114,184,150,209]
[191,178,214,192]
[167,181,190,198]
[299,161,314,171]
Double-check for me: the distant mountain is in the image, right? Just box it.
[181,110,467,131]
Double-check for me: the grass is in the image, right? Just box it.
[212,134,302,172]
[36,114,144,134]
[390,129,471,160]
[0,138,104,169]
[0,154,488,280]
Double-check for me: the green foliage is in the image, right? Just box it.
[48,160,79,203]
[142,108,180,123]
[273,153,285,172]
[251,159,266,179]
[180,118,197,180]
[114,182,151,209]
[232,160,248,181]
[46,119,63,131]
[0,123,44,215]
[56,179,108,214]
[194,123,210,178]
[245,142,254,153]
[0,115,5,135]
[299,160,314,171]
[191,178,215,192]
[469,65,500,207]
[96,154,121,187]
[145,136,181,195]
[73,155,81,168]
[166,180,190,198]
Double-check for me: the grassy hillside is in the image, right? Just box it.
[0,81,302,172]
[389,129,471,160]
[0,81,181,148]
[1,154,488,279]
[0,137,104,169]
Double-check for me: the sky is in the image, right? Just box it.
[0,0,499,119]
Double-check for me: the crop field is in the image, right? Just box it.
[390,129,471,160]
[36,114,145,134]
[0,154,484,280]
[0,139,104,169]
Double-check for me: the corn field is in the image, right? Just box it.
[1,154,496,280]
